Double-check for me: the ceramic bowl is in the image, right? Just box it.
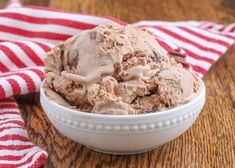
[40,77,205,155]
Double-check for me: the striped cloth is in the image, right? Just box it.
[0,0,235,167]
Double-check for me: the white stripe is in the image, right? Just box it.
[0,148,40,164]
[211,24,224,31]
[1,42,36,66]
[0,123,21,128]
[0,7,115,25]
[0,114,21,119]
[0,79,13,97]
[0,140,33,146]
[34,41,54,49]
[223,23,235,32]
[1,75,28,94]
[0,66,44,76]
[32,66,44,71]
[0,146,40,156]
[167,26,227,52]
[21,41,47,60]
[25,70,41,92]
[0,127,28,137]
[0,16,82,35]
[0,118,23,124]
[186,26,234,44]
[18,151,47,168]
[0,109,19,113]
[0,50,18,71]
[186,56,211,70]
[0,31,61,44]
[39,42,54,49]
[146,27,220,61]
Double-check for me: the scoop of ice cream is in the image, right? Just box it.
[44,23,199,115]
[157,65,199,107]
[61,24,168,86]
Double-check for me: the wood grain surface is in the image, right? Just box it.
[1,0,235,167]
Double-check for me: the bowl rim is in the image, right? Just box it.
[40,76,205,119]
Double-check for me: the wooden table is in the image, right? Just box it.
[1,0,235,167]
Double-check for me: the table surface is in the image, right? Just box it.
[1,0,234,167]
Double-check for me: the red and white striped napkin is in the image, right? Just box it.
[0,0,235,167]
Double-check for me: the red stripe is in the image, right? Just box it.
[0,39,8,42]
[0,144,34,150]
[0,120,24,127]
[0,44,26,68]
[12,41,44,66]
[0,112,20,116]
[153,26,223,55]
[0,104,18,108]
[218,26,226,32]
[6,78,21,95]
[0,62,10,72]
[156,38,174,52]
[0,134,29,142]
[177,26,231,47]
[230,26,235,32]
[222,33,235,40]
[16,73,36,92]
[0,25,71,40]
[0,155,27,161]
[191,65,207,75]
[33,41,51,52]
[179,62,190,68]
[29,69,45,81]
[183,48,215,64]
[0,98,15,102]
[0,85,6,99]
[0,12,96,30]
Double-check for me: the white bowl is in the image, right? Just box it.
[40,77,205,155]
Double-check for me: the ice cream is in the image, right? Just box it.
[44,23,199,115]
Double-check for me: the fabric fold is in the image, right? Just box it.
[0,0,235,167]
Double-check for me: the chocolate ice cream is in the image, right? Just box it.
[44,23,199,115]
